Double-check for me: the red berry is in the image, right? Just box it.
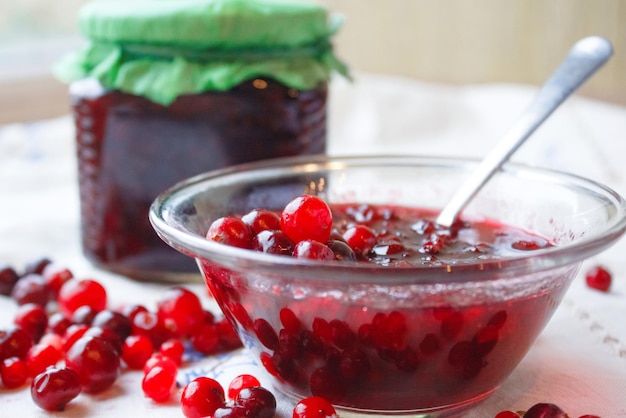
[181,377,226,418]
[14,303,48,343]
[83,326,124,355]
[160,339,185,365]
[0,265,20,296]
[143,352,178,375]
[142,362,178,403]
[242,209,281,234]
[252,230,295,255]
[342,225,377,256]
[279,308,301,333]
[122,335,154,370]
[228,374,262,400]
[327,240,357,262]
[71,305,98,325]
[26,342,64,377]
[253,318,279,350]
[280,195,333,244]
[292,396,338,418]
[0,327,33,360]
[523,403,568,418]
[41,263,74,297]
[58,279,107,319]
[131,310,169,347]
[62,324,89,352]
[11,274,51,307]
[157,287,204,338]
[190,322,220,354]
[293,240,335,261]
[234,386,277,418]
[1,356,29,388]
[495,411,521,418]
[30,367,81,411]
[91,310,133,340]
[585,265,612,292]
[47,312,72,336]
[207,216,252,249]
[216,317,242,350]
[65,335,121,394]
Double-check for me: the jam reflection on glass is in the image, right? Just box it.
[198,203,572,412]
[72,78,327,280]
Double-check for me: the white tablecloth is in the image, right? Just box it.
[1,73,625,417]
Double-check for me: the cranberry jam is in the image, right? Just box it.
[198,200,570,413]
[72,78,327,281]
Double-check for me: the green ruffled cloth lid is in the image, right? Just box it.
[55,0,349,105]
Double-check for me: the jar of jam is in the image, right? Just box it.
[55,0,348,282]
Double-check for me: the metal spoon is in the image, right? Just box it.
[435,36,613,228]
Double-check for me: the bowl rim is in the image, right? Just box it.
[149,154,626,285]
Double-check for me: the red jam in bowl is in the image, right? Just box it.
[72,79,327,281]
[197,198,570,413]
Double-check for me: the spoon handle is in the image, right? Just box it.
[436,36,613,228]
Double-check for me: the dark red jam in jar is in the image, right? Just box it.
[56,0,348,281]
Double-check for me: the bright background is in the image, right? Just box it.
[1,0,625,124]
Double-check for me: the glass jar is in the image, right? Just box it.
[56,0,348,281]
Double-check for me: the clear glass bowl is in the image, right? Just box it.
[150,155,626,417]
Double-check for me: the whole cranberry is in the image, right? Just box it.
[14,303,48,343]
[83,326,124,355]
[71,305,98,326]
[234,386,277,418]
[252,230,294,255]
[206,216,252,249]
[31,367,81,411]
[281,195,333,244]
[180,377,226,418]
[495,412,521,418]
[157,287,204,338]
[41,263,74,297]
[0,265,19,296]
[26,342,64,378]
[91,310,132,340]
[58,279,107,319]
[0,327,33,360]
[523,403,568,418]
[131,310,169,347]
[10,274,50,307]
[585,265,612,292]
[1,356,29,388]
[122,335,154,370]
[228,374,261,400]
[241,209,281,234]
[65,335,120,394]
[292,396,338,418]
[293,240,335,261]
[142,362,178,403]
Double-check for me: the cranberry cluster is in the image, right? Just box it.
[0,258,240,411]
[495,402,601,417]
[207,195,436,263]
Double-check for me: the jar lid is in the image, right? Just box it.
[54,0,349,105]
[79,0,333,49]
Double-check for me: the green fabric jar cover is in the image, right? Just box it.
[55,0,349,105]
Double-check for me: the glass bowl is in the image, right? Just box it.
[149,155,626,417]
